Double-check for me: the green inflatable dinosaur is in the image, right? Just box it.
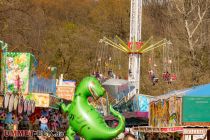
[59,76,125,140]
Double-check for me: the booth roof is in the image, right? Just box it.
[151,83,210,101]
[102,78,128,86]
[184,83,210,97]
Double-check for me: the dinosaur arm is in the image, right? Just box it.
[61,103,71,113]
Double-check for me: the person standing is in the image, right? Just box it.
[75,135,80,140]
[123,133,136,140]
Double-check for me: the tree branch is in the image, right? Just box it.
[192,37,199,48]
[173,0,185,14]
[186,4,197,16]
[190,4,208,37]
[185,19,192,39]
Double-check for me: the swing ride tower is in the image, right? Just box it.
[128,0,142,94]
[100,0,168,96]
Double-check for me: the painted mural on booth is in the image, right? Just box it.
[5,53,30,93]
[149,97,181,127]
[168,96,177,127]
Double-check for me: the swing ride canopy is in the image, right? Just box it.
[103,79,151,124]
[102,79,135,101]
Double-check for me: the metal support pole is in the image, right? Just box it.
[128,0,142,94]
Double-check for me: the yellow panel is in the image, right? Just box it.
[28,93,50,107]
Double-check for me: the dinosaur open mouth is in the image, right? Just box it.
[88,83,99,100]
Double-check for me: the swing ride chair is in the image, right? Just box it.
[162,40,179,83]
[93,38,124,81]
[148,40,179,85]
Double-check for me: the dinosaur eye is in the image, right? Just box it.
[89,82,99,99]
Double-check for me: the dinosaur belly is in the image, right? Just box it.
[70,106,115,140]
[69,105,106,133]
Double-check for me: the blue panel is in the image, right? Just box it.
[138,95,149,112]
[184,84,210,96]
[29,76,56,94]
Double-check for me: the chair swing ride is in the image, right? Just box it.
[98,0,180,93]
[148,40,179,86]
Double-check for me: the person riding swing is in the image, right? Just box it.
[149,70,158,86]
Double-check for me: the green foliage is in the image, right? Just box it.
[25,93,33,100]
[64,22,77,31]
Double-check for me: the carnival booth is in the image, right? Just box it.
[0,41,8,135]
[3,52,52,116]
[133,83,210,140]
[0,45,62,133]
[0,51,37,131]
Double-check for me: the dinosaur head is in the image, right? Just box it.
[76,76,105,100]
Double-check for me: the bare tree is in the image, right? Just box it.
[172,0,210,84]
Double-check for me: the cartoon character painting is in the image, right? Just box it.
[168,96,177,127]
[169,113,177,126]
[4,112,14,130]
[39,116,48,131]
[5,53,30,94]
